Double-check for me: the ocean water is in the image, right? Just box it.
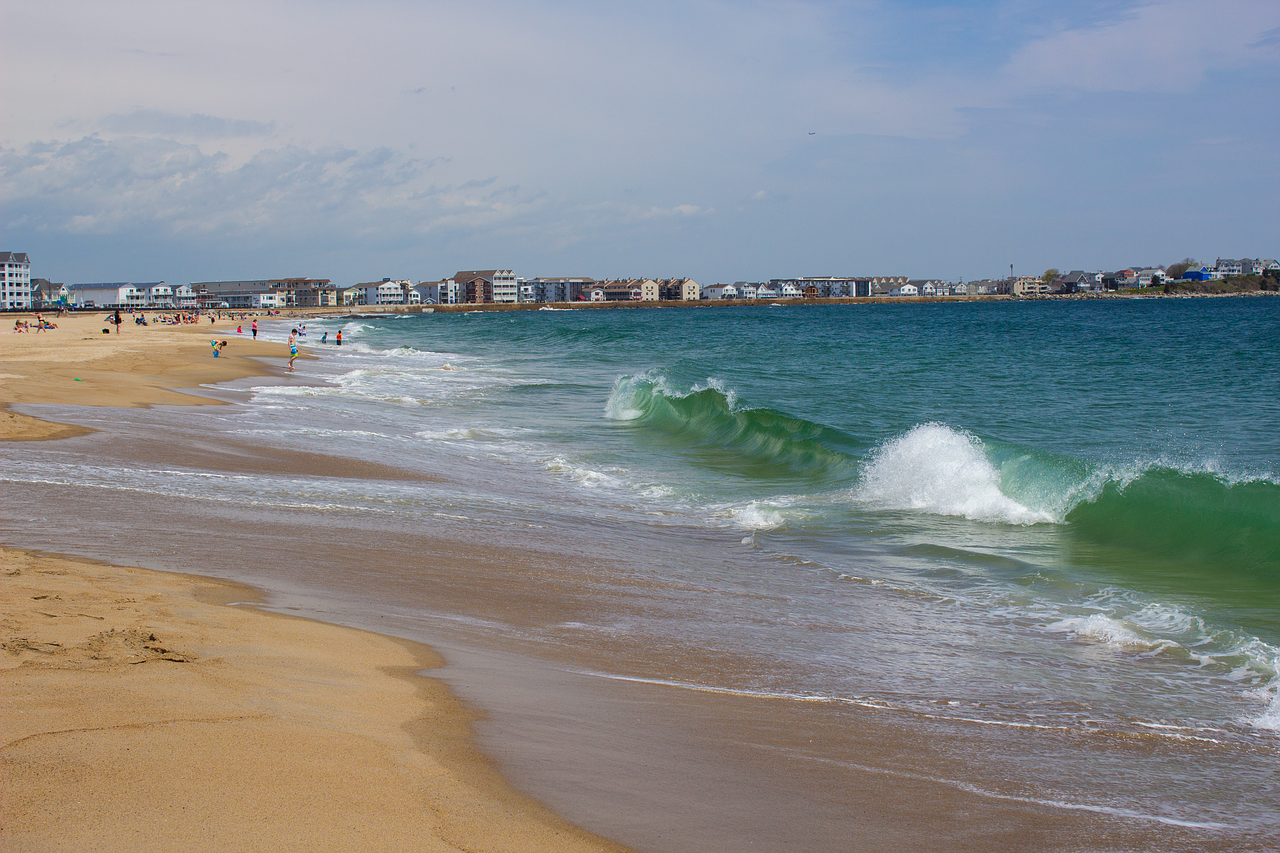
[6,298,1280,849]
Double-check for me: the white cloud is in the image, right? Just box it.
[0,134,537,242]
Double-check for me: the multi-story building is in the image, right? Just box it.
[66,282,167,309]
[656,278,700,301]
[2,252,32,310]
[528,277,594,302]
[353,279,410,305]
[451,270,518,304]
[1009,276,1047,296]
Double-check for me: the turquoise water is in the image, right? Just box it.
[6,297,1279,843]
[315,300,1280,730]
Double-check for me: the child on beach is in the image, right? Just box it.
[288,329,298,371]
[212,340,228,357]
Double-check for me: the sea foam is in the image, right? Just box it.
[856,423,1053,525]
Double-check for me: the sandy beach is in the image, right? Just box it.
[0,312,629,852]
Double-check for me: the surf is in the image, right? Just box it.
[604,372,861,480]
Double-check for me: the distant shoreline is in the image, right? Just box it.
[273,287,1280,319]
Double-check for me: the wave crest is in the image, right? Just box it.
[855,423,1054,525]
[604,372,857,479]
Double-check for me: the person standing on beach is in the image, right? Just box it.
[252,320,258,340]
[288,329,298,372]
[113,310,122,334]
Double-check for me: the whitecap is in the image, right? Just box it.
[855,423,1054,525]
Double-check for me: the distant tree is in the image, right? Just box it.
[1166,257,1198,280]
[1041,268,1059,283]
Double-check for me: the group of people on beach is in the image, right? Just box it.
[286,325,341,371]
[13,314,58,332]
[12,312,58,333]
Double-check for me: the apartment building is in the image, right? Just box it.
[1,252,32,310]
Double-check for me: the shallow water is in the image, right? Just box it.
[5,298,1279,850]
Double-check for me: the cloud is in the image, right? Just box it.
[0,134,537,243]
[1003,0,1280,95]
[100,110,275,139]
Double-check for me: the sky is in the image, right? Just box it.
[2,0,1279,285]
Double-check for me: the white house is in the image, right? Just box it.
[890,283,919,297]
[491,270,518,304]
[67,282,151,309]
[1137,268,1167,286]
[738,283,759,299]
[756,285,779,299]
[780,283,803,298]
[355,280,410,305]
[1,251,32,310]
[173,284,198,308]
[701,283,739,300]
[1214,259,1243,276]
[252,292,284,309]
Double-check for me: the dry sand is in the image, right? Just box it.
[0,312,630,852]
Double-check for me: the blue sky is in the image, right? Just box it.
[3,0,1278,285]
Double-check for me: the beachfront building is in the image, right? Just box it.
[530,277,594,302]
[769,277,867,298]
[451,270,518,304]
[890,282,919,297]
[656,278,700,301]
[30,278,65,309]
[909,280,943,297]
[1010,276,1048,296]
[701,283,739,300]
[271,278,338,307]
[414,279,461,305]
[640,280,661,301]
[252,292,284,309]
[737,282,760,299]
[66,282,168,309]
[354,279,410,305]
[593,280,644,301]
[2,251,32,310]
[191,280,272,309]
[1136,268,1167,287]
[1214,259,1244,277]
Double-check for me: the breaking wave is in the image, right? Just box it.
[604,372,860,480]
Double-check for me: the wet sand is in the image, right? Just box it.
[0,312,629,852]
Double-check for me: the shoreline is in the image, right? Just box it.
[4,306,1271,851]
[0,317,631,852]
[252,286,1277,320]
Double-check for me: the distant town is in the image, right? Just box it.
[2,252,1278,312]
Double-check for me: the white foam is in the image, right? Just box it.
[856,423,1054,525]
[544,457,621,488]
[1046,614,1170,652]
[717,499,791,530]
